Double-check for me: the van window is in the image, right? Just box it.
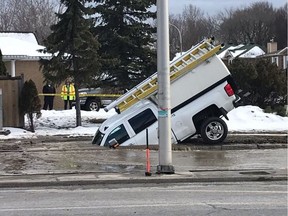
[104,124,129,146]
[128,109,157,134]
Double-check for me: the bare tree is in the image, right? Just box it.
[218,2,276,47]
[273,4,288,49]
[169,5,215,58]
[169,1,287,51]
[169,14,183,58]
[0,0,58,43]
[181,5,208,48]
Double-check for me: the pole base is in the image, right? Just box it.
[156,165,175,174]
[145,172,152,176]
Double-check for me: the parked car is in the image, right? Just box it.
[73,88,117,111]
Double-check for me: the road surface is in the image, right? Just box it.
[0,181,286,216]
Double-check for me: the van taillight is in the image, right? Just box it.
[224,84,234,96]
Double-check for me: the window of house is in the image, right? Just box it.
[128,109,157,134]
[104,124,129,146]
[272,56,279,66]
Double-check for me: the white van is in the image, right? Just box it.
[92,39,240,146]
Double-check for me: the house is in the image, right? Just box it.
[218,41,288,71]
[260,41,288,71]
[218,43,265,64]
[0,31,63,110]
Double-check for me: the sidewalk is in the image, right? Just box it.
[0,137,287,188]
[0,169,286,188]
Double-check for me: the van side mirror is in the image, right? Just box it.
[109,138,120,149]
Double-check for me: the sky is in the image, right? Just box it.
[169,0,287,15]
[0,105,287,141]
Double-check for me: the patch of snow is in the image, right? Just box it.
[0,105,287,140]
[239,46,265,58]
[0,32,38,44]
[0,37,49,57]
[225,105,288,132]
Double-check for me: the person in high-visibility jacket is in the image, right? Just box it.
[61,80,75,110]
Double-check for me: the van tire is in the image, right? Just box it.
[200,117,228,144]
[85,99,100,111]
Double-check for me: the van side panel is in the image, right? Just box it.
[131,122,158,145]
[125,105,178,145]
[169,55,230,109]
[171,81,235,142]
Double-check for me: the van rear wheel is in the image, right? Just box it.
[200,117,228,144]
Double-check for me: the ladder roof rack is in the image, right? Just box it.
[104,38,222,113]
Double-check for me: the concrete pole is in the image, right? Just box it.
[156,0,175,174]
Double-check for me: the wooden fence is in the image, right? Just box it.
[0,76,24,127]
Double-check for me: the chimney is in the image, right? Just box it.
[267,38,277,53]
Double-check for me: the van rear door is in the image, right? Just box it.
[127,108,178,145]
[127,108,158,145]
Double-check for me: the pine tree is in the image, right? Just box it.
[93,0,157,90]
[228,59,258,104]
[40,0,101,126]
[0,49,7,76]
[20,79,41,132]
[229,59,287,108]
[253,59,287,108]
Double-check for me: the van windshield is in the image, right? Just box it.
[92,129,104,145]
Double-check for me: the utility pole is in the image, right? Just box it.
[169,23,183,55]
[156,0,175,174]
[0,89,2,131]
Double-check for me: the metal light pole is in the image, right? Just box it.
[156,0,175,174]
[0,89,2,131]
[169,23,183,55]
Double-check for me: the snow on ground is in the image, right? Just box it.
[1,105,287,140]
[225,105,288,132]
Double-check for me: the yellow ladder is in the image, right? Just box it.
[104,38,222,113]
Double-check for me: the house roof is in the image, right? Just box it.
[0,32,39,44]
[218,44,265,59]
[261,47,288,57]
[0,32,51,60]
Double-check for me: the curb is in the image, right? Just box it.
[0,143,286,153]
[0,145,286,153]
[0,171,286,188]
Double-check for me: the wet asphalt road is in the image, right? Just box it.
[0,181,287,216]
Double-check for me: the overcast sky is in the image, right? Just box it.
[169,0,286,15]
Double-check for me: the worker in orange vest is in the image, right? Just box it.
[61,80,75,110]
